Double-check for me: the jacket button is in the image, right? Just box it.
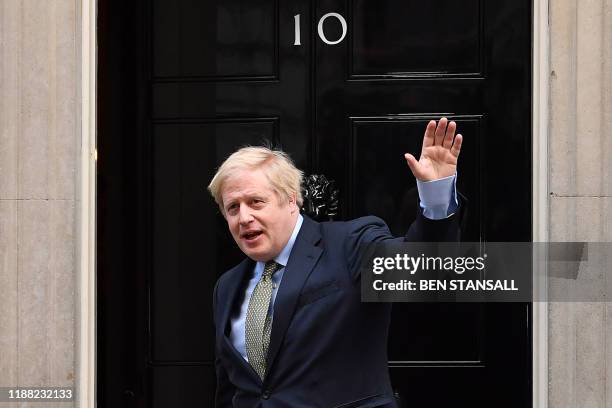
[262,390,271,399]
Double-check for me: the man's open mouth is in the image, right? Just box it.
[241,231,263,241]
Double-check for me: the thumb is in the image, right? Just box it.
[404,153,420,175]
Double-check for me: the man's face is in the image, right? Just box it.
[221,169,299,262]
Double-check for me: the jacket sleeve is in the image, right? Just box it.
[213,280,236,407]
[404,191,467,243]
[345,193,466,280]
[344,216,398,281]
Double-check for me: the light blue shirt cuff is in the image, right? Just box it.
[416,173,458,220]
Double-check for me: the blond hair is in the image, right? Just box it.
[208,146,304,210]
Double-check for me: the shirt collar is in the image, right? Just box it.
[274,213,303,267]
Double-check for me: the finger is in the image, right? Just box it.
[450,134,463,157]
[434,117,448,146]
[442,121,456,149]
[422,120,436,149]
[404,153,421,176]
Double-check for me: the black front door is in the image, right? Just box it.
[98,1,532,406]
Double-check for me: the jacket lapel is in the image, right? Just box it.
[217,258,263,379]
[265,215,323,377]
[218,258,253,337]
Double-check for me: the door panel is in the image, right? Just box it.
[350,0,482,77]
[349,116,481,239]
[151,120,279,362]
[151,366,216,407]
[153,0,279,79]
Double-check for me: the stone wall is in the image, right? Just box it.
[0,0,78,407]
[549,0,612,406]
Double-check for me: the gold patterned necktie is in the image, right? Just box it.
[245,260,281,379]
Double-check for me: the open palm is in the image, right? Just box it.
[405,117,463,181]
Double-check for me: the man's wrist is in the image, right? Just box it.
[416,173,458,220]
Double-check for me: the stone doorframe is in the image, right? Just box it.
[78,0,96,406]
[533,0,550,407]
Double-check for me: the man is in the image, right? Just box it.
[208,118,463,407]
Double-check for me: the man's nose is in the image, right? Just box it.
[238,204,254,224]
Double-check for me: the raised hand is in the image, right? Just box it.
[404,117,463,181]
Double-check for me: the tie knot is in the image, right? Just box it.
[263,261,281,279]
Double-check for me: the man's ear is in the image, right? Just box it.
[288,192,298,212]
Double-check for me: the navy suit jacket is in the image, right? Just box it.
[213,206,462,408]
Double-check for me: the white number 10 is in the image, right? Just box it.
[294,13,348,46]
